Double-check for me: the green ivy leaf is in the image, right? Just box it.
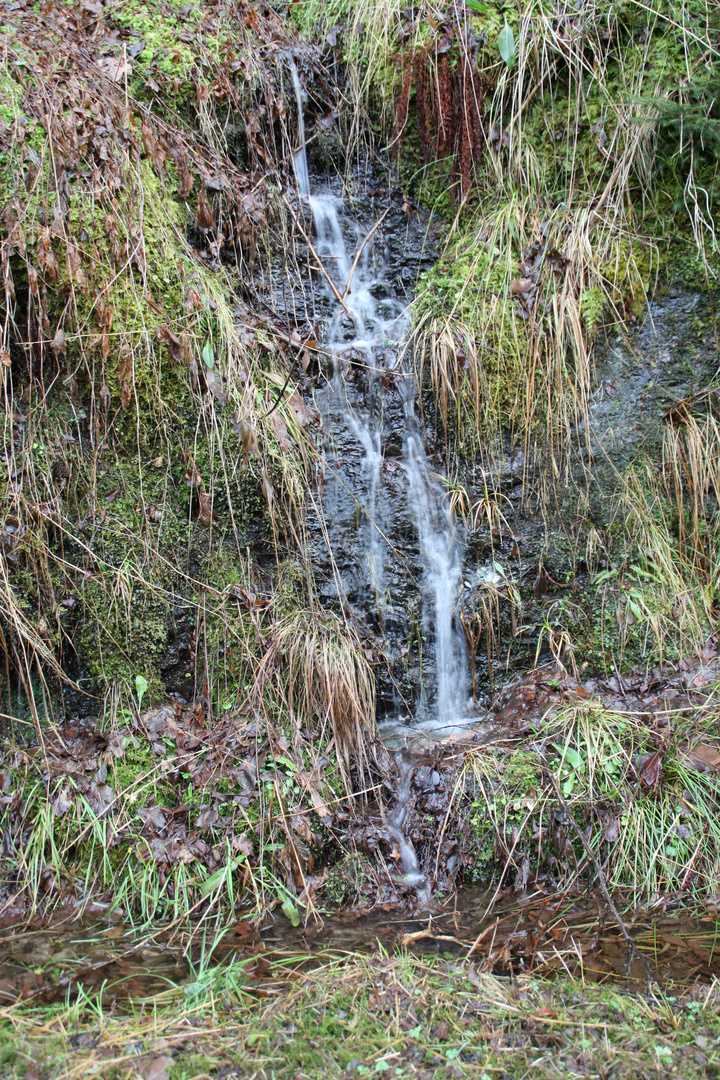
[499,20,516,67]
[202,341,215,369]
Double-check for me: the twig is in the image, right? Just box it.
[283,197,353,317]
[341,208,390,301]
[539,750,663,991]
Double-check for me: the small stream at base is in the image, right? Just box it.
[4,892,720,1006]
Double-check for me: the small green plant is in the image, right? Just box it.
[134,674,149,712]
[552,742,585,796]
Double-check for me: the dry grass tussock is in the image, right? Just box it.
[595,392,720,663]
[255,607,378,784]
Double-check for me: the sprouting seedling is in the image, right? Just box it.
[135,674,148,712]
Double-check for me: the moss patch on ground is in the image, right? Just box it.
[2,952,720,1079]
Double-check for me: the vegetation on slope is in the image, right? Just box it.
[0,0,380,926]
[0,0,719,932]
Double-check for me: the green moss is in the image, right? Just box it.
[325,853,373,908]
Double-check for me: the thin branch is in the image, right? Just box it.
[342,207,390,301]
[283,197,354,317]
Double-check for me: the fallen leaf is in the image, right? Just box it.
[96,55,133,83]
[155,325,183,363]
[685,742,720,773]
[198,491,213,526]
[141,1055,175,1080]
[52,788,73,817]
[602,817,620,843]
[637,750,663,790]
[510,277,534,294]
[138,806,167,832]
[195,188,214,231]
[195,805,218,828]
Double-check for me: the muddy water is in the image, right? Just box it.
[4,892,720,1006]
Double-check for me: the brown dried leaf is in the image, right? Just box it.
[155,325,183,362]
[51,201,65,238]
[141,121,157,158]
[138,806,167,832]
[195,188,214,231]
[637,750,663,790]
[196,806,218,828]
[198,491,212,526]
[141,1055,174,1080]
[267,409,291,451]
[52,788,73,817]
[97,55,133,83]
[183,457,202,488]
[232,833,253,857]
[177,163,193,199]
[510,277,534,294]
[184,288,203,315]
[602,817,620,843]
[36,230,59,282]
[288,393,320,427]
[299,772,332,818]
[685,742,720,773]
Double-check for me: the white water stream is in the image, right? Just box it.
[289,57,470,893]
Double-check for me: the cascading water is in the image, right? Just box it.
[288,55,470,738]
[386,753,431,903]
[289,54,310,200]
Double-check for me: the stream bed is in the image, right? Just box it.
[3,891,720,1008]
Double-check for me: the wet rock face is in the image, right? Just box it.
[449,287,720,709]
[292,141,718,735]
[293,163,470,728]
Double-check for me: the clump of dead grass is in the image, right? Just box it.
[255,607,378,784]
[596,391,720,664]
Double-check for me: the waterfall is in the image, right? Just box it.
[402,418,467,728]
[288,57,469,734]
[386,752,431,903]
[288,53,310,199]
